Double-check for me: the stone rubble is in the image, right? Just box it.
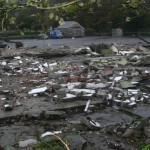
[0,43,150,149]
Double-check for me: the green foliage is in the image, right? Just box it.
[141,144,150,150]
[0,0,80,32]
[32,131,67,150]
[0,0,149,33]
[32,140,65,150]
[125,0,149,14]
[6,0,18,5]
[9,16,16,24]
[85,28,95,35]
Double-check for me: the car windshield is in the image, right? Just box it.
[55,30,61,34]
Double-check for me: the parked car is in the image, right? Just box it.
[38,33,48,39]
[0,40,7,48]
[48,30,63,39]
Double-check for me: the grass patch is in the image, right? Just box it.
[32,140,65,150]
[32,132,70,150]
[140,144,150,150]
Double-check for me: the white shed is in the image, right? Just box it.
[57,21,85,38]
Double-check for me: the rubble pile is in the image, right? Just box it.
[0,43,150,149]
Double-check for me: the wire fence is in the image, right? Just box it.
[100,29,150,37]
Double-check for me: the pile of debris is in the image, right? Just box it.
[0,42,150,149]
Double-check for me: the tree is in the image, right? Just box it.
[123,0,150,20]
[0,0,103,32]
[61,0,127,32]
[0,0,149,33]
[0,0,80,32]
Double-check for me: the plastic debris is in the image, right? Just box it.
[14,56,21,60]
[90,120,101,128]
[84,100,91,112]
[81,117,100,130]
[28,87,48,94]
[114,76,123,82]
[4,104,13,111]
[1,61,7,66]
[41,131,62,138]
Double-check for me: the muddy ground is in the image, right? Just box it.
[0,37,150,150]
[8,36,150,49]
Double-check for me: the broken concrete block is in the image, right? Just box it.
[62,93,76,100]
[122,128,135,138]
[48,73,62,79]
[138,46,149,52]
[145,138,150,144]
[16,42,23,48]
[70,89,95,95]
[101,49,113,55]
[56,89,67,98]
[55,70,69,77]
[19,139,37,148]
[23,110,44,119]
[54,93,76,101]
[6,146,16,150]
[117,57,128,66]
[101,69,113,76]
[131,71,140,76]
[64,134,86,150]
[28,87,47,94]
[144,126,150,137]
[45,111,67,119]
[86,83,107,89]
[101,59,108,63]
[120,81,133,89]
[74,47,88,54]
[123,119,149,138]
[127,102,137,108]
[67,82,81,89]
[110,44,119,54]
[96,90,108,98]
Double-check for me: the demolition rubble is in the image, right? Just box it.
[0,42,150,149]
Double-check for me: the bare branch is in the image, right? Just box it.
[52,134,70,150]
[27,0,80,10]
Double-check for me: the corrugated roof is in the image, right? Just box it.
[58,21,84,29]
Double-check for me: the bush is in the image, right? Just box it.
[140,144,150,150]
[85,28,95,36]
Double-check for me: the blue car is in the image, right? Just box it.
[48,30,63,39]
